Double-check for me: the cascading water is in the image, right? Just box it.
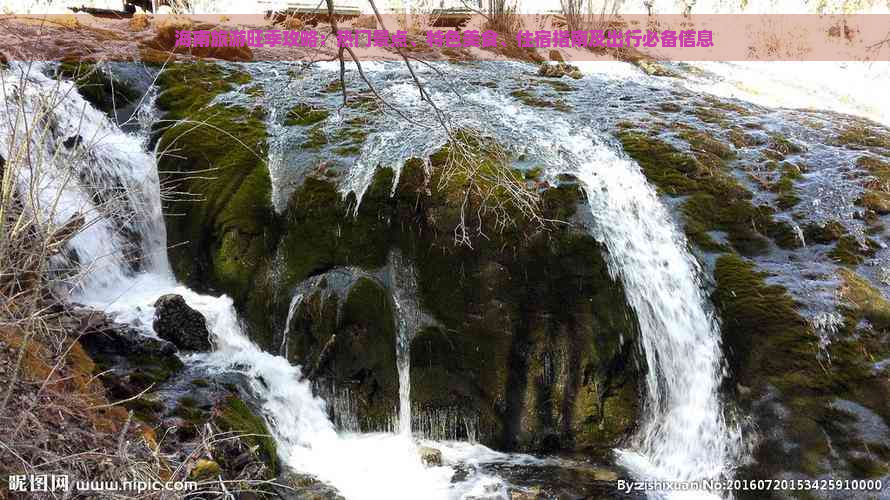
[1,62,529,500]
[254,57,747,494]
[567,135,742,487]
[388,250,422,436]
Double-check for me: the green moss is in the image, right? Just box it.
[126,397,164,423]
[126,354,184,390]
[189,459,221,480]
[678,130,735,160]
[771,162,802,210]
[803,220,845,244]
[301,124,329,150]
[155,62,277,296]
[284,103,330,126]
[535,78,574,92]
[616,131,703,195]
[729,128,759,148]
[702,95,752,115]
[323,79,342,93]
[618,131,799,254]
[713,254,811,387]
[172,400,207,425]
[835,124,890,149]
[154,62,280,348]
[335,278,399,430]
[857,156,890,187]
[715,254,890,478]
[215,396,278,476]
[828,235,879,266]
[857,190,890,215]
[681,194,772,255]
[767,133,806,158]
[509,89,571,112]
[694,107,729,126]
[58,61,139,116]
[838,269,890,331]
[280,171,394,287]
[524,166,543,180]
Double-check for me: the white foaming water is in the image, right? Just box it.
[1,63,515,500]
[429,86,743,495]
[566,133,741,494]
[0,64,171,295]
[389,250,422,436]
[279,292,303,357]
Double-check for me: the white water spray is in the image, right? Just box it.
[1,62,524,500]
[564,132,742,490]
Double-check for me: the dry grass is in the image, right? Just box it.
[560,0,621,33]
[0,62,279,499]
[434,130,546,247]
[483,0,520,35]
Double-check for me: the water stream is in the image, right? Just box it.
[0,61,539,500]
[7,54,883,498]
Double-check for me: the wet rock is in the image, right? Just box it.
[189,459,221,480]
[159,94,641,454]
[57,62,139,117]
[537,62,581,79]
[858,190,890,215]
[635,60,679,77]
[154,63,275,344]
[153,294,212,351]
[510,486,546,499]
[76,309,177,358]
[214,395,279,475]
[418,446,443,467]
[275,472,345,499]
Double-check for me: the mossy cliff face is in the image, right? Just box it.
[154,63,281,344]
[278,159,640,453]
[154,66,641,455]
[58,61,139,117]
[714,256,890,488]
[616,121,890,487]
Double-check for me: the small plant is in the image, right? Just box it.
[433,130,545,246]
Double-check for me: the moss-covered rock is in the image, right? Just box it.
[284,103,330,127]
[154,62,280,344]
[837,269,890,332]
[834,123,890,150]
[272,141,640,451]
[214,396,278,476]
[158,76,640,453]
[828,234,880,266]
[715,254,890,485]
[618,131,799,254]
[287,277,400,431]
[857,190,890,215]
[510,89,571,112]
[58,61,139,117]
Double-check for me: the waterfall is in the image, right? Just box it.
[388,250,422,437]
[563,132,742,487]
[279,293,303,358]
[3,58,750,499]
[1,62,519,500]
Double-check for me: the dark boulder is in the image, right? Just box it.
[76,308,177,358]
[71,307,183,403]
[153,294,212,351]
